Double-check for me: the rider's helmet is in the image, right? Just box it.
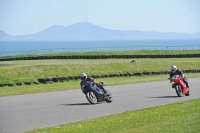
[171,65,177,73]
[80,73,87,80]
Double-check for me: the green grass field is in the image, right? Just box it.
[0,57,199,96]
[24,98,200,133]
[0,58,200,83]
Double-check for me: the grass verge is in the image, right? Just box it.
[0,73,199,97]
[24,98,200,133]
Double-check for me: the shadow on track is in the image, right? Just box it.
[57,103,91,106]
[148,96,179,98]
[57,102,105,106]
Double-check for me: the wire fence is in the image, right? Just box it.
[0,45,200,57]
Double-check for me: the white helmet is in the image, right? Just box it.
[80,73,87,80]
[171,65,177,73]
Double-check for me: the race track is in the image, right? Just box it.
[0,78,200,133]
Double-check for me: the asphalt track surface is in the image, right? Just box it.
[1,78,200,133]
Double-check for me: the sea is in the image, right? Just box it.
[0,40,200,57]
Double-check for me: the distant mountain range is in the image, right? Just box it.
[1,22,200,41]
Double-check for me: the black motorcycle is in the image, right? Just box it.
[82,81,113,104]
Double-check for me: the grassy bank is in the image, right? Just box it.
[0,58,200,83]
[24,98,200,133]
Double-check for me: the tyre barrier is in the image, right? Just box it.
[33,81,40,85]
[58,77,64,82]
[38,78,47,84]
[0,83,5,87]
[0,64,15,67]
[91,75,97,78]
[115,73,122,77]
[68,76,74,80]
[52,77,59,82]
[96,74,102,78]
[99,74,105,78]
[1,69,200,87]
[1,54,200,61]
[65,76,70,81]
[46,78,53,82]
[104,74,110,78]
[7,83,14,87]
[24,82,32,85]
[109,74,114,77]
[143,72,152,76]
[119,73,124,77]
[123,73,128,76]
[74,76,80,80]
[16,82,23,86]
[135,72,143,76]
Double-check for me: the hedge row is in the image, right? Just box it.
[0,69,199,87]
[1,54,200,61]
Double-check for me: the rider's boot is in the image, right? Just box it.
[187,85,189,88]
[186,83,189,88]
[103,90,109,96]
[183,79,189,88]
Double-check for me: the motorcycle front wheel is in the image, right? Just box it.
[86,91,98,104]
[175,85,183,97]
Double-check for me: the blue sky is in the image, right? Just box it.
[0,0,200,36]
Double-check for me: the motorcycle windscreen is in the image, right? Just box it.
[172,75,179,80]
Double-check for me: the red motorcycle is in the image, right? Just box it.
[169,75,190,97]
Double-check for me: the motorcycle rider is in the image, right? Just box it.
[169,65,189,88]
[80,73,108,95]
